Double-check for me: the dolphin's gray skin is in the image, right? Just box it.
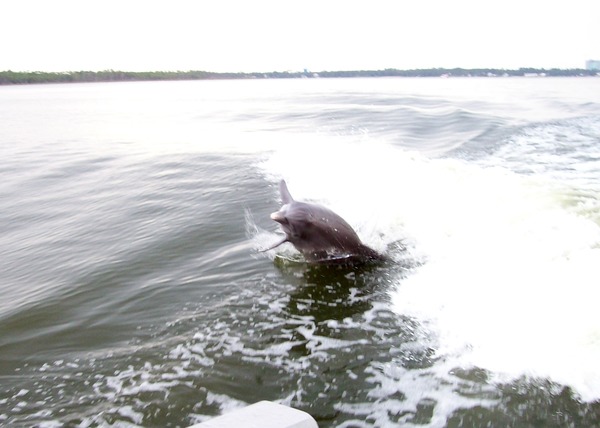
[264,180,384,262]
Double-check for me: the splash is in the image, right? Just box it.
[259,134,600,402]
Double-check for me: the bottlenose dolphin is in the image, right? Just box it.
[264,180,384,263]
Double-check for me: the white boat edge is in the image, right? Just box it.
[189,400,318,428]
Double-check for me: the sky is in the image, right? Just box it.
[2,0,599,72]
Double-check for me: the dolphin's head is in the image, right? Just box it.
[270,201,341,262]
[270,206,291,236]
[265,179,385,262]
[269,180,302,242]
[269,179,354,257]
[270,202,312,242]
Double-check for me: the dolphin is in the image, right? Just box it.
[263,180,384,263]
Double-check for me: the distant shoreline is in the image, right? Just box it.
[1,68,598,85]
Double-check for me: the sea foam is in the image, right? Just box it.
[260,135,600,402]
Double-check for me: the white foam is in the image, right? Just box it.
[392,156,600,401]
[259,136,600,402]
[336,359,498,428]
[117,405,144,425]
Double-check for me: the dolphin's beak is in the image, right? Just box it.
[270,211,287,224]
[259,235,288,252]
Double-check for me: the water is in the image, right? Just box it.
[0,77,599,427]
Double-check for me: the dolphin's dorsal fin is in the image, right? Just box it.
[279,180,294,204]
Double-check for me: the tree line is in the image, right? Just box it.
[0,68,597,85]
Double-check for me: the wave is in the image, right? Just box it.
[3,79,600,427]
[258,128,600,403]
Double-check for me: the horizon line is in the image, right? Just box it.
[1,65,597,74]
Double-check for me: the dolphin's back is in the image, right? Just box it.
[286,202,363,255]
[306,204,361,244]
[271,180,385,262]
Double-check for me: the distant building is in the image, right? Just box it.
[586,60,600,71]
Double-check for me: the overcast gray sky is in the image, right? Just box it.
[2,0,599,72]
